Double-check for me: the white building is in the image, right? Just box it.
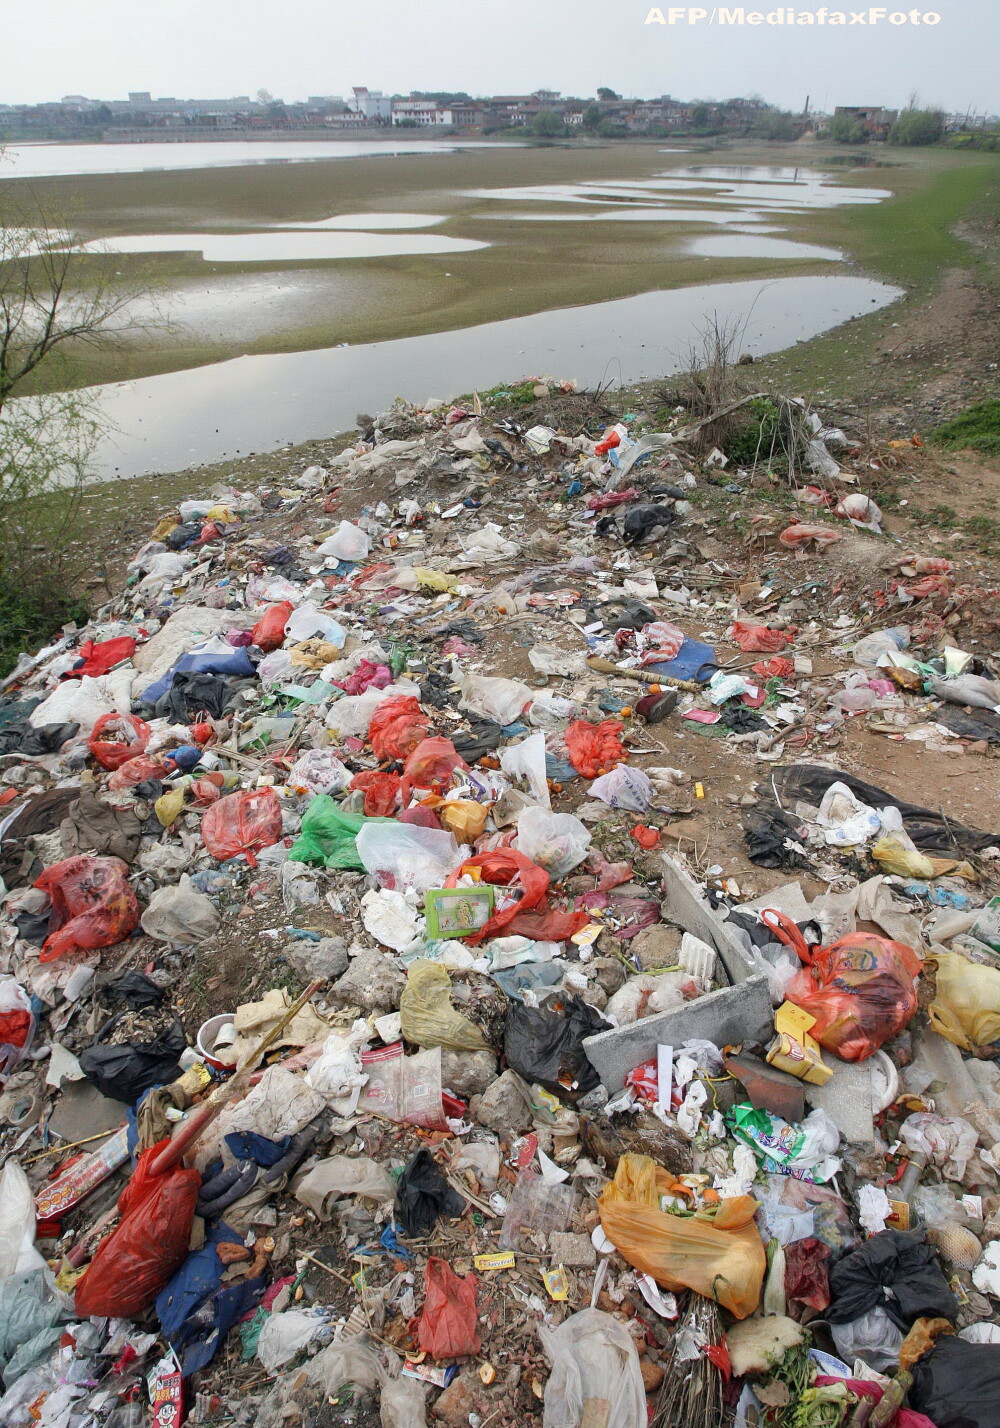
[348,87,393,121]
[391,101,453,126]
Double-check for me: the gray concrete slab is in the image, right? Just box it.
[804,1058,874,1142]
[659,853,756,985]
[583,974,774,1094]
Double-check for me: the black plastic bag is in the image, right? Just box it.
[827,1230,956,1330]
[504,995,611,1102]
[745,764,997,866]
[394,1148,466,1238]
[910,1337,1000,1428]
[79,1007,186,1105]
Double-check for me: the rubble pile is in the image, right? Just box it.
[0,389,999,1428]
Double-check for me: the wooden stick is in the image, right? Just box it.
[23,1128,126,1165]
[585,656,701,692]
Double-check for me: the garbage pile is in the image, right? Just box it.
[0,390,999,1428]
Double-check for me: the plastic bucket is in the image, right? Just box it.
[196,1012,236,1071]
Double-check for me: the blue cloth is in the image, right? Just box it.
[646,637,718,684]
[492,962,565,1002]
[224,1131,290,1168]
[139,646,257,706]
[155,1223,266,1377]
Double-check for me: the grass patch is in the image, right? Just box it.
[0,580,89,679]
[928,400,1000,457]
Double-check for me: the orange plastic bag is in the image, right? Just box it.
[444,848,549,943]
[201,787,283,866]
[565,719,627,780]
[36,855,140,962]
[75,1140,200,1318]
[350,770,401,817]
[762,909,921,1062]
[400,736,468,806]
[731,621,793,653]
[251,600,294,653]
[598,1154,765,1320]
[87,713,151,771]
[418,1257,481,1359]
[369,695,429,760]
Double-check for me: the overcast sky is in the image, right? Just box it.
[3,0,996,116]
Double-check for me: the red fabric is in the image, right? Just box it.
[66,637,136,680]
[417,1258,480,1359]
[784,1236,831,1316]
[0,1010,31,1047]
[75,1141,200,1318]
[36,856,140,963]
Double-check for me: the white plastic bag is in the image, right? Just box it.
[459,672,532,725]
[355,821,464,894]
[305,1031,370,1117]
[500,731,550,808]
[516,806,591,879]
[589,766,652,812]
[459,524,520,562]
[529,692,581,728]
[257,1308,325,1371]
[816,782,881,847]
[899,1112,978,1181]
[361,888,423,953]
[851,627,910,668]
[0,1161,45,1282]
[285,604,347,646]
[538,1308,646,1428]
[257,649,297,690]
[287,749,353,795]
[295,1156,397,1218]
[317,521,371,563]
[140,874,220,946]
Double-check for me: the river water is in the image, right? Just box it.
[90,274,901,478]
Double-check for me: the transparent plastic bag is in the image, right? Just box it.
[500,1171,576,1251]
[286,749,353,796]
[539,1309,646,1428]
[459,672,532,725]
[140,874,220,946]
[499,731,550,807]
[589,766,652,812]
[285,603,346,646]
[0,1162,45,1282]
[358,1043,446,1129]
[515,805,592,879]
[355,821,464,894]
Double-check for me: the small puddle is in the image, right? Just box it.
[274,212,446,230]
[81,231,487,262]
[477,207,767,225]
[71,273,901,479]
[687,235,843,261]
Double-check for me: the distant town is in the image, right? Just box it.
[1,86,997,146]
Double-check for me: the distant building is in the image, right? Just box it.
[392,100,453,126]
[834,105,897,138]
[349,87,393,122]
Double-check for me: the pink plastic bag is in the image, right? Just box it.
[779,523,843,550]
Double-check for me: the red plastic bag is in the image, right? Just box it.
[66,636,136,681]
[107,754,169,790]
[36,856,140,962]
[251,601,294,653]
[190,773,224,807]
[779,522,842,550]
[564,719,627,780]
[350,770,401,817]
[201,787,283,866]
[631,824,660,849]
[784,1236,831,1318]
[762,909,921,1062]
[75,1140,200,1318]
[399,737,468,806]
[731,621,793,653]
[335,659,392,696]
[417,1257,481,1359]
[504,908,591,940]
[445,848,549,943]
[399,806,442,829]
[88,713,151,771]
[751,657,795,680]
[369,695,429,760]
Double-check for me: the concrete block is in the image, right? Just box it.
[583,973,774,1094]
[659,853,756,985]
[804,1059,874,1143]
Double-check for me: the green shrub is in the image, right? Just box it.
[928,400,1000,457]
[724,398,782,467]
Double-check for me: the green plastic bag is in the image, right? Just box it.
[289,795,391,870]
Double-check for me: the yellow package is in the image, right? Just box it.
[766,1002,833,1086]
[928,952,1000,1051]
[872,835,975,882]
[154,786,186,828]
